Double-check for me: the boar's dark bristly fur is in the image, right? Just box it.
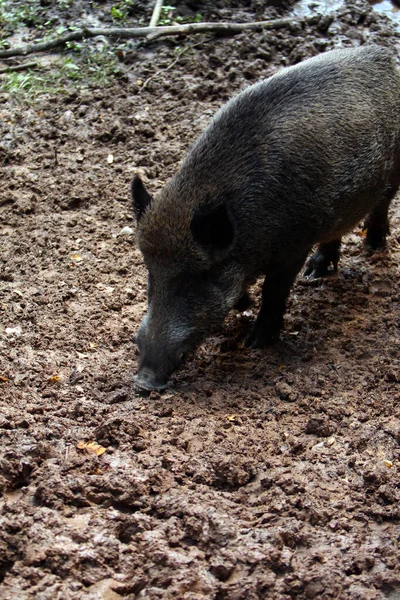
[132,45,400,391]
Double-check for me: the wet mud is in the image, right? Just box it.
[1,1,400,598]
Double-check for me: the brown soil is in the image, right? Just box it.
[1,1,400,598]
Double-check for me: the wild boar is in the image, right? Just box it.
[132,45,400,391]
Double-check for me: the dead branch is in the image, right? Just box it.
[0,18,306,59]
[0,61,38,74]
[149,0,164,27]
[146,17,301,42]
[0,29,93,58]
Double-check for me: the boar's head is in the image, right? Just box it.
[131,175,245,391]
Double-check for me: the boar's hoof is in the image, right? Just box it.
[303,255,331,278]
[304,241,340,278]
[365,230,388,252]
[134,369,169,392]
[244,322,281,349]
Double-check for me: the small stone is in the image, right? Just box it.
[305,580,325,599]
[275,381,298,402]
[118,226,134,236]
[5,326,22,336]
[306,416,336,437]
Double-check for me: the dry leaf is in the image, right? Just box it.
[384,459,393,468]
[71,253,82,262]
[357,228,367,238]
[76,440,106,456]
[0,376,8,383]
[227,414,242,424]
[49,374,61,384]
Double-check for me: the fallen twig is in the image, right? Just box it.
[0,18,306,59]
[146,17,301,42]
[149,0,164,28]
[0,61,38,74]
[0,29,93,58]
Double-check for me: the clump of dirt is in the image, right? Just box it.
[1,0,400,598]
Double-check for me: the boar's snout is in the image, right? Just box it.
[134,367,169,392]
[134,312,189,392]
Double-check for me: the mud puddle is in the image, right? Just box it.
[291,0,400,31]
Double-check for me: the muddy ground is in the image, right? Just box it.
[1,1,400,598]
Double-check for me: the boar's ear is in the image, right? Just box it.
[191,203,235,261]
[131,175,152,221]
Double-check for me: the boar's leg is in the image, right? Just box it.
[303,239,341,278]
[364,185,398,250]
[245,253,309,349]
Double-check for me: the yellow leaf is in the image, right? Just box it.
[384,460,393,468]
[226,414,242,424]
[49,374,61,383]
[0,376,8,383]
[71,253,82,262]
[76,440,106,456]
